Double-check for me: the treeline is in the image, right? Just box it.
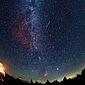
[0,68,85,85]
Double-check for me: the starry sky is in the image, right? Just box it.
[0,0,85,83]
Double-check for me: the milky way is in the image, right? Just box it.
[0,0,85,83]
[12,0,42,50]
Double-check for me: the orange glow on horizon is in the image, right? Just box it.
[0,62,5,77]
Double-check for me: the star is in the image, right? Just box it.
[57,68,59,71]
[38,56,41,60]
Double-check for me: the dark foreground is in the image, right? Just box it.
[0,69,85,85]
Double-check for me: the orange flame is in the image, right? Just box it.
[0,63,5,76]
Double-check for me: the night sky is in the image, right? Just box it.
[0,0,85,83]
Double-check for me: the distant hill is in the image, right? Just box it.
[0,68,85,85]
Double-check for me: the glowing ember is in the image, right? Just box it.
[0,63,5,77]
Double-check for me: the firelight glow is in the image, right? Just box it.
[0,63,5,76]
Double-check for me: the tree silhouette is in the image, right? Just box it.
[45,80,50,85]
[81,68,85,76]
[52,80,59,85]
[31,79,33,84]
[63,77,67,81]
